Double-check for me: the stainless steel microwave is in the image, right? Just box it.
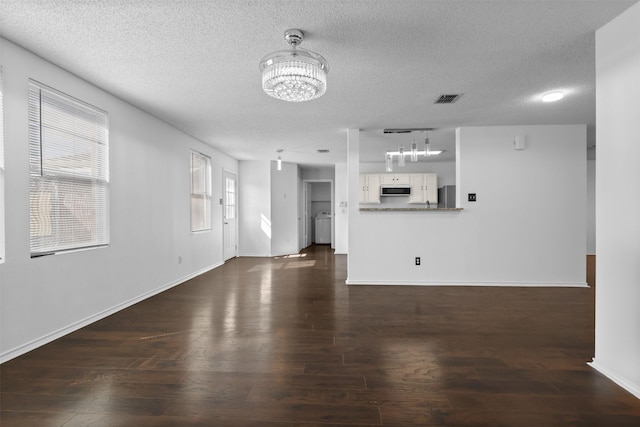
[380,186,411,196]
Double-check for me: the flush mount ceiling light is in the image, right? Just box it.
[259,29,329,102]
[542,91,564,102]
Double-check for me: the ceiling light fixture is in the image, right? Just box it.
[385,131,442,167]
[259,29,329,102]
[542,91,564,102]
[276,149,283,171]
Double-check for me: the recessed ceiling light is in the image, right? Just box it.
[542,91,564,103]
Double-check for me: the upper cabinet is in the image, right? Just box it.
[408,173,438,205]
[379,174,411,186]
[359,174,381,204]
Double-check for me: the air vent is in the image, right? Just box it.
[435,94,462,104]
[317,149,330,153]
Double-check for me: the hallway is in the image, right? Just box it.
[1,246,639,426]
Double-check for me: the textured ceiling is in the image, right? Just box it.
[1,1,635,166]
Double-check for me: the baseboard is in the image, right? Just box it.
[0,262,221,364]
[589,359,640,399]
[345,279,588,287]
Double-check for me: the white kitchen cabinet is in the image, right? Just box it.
[379,173,411,186]
[359,174,381,204]
[408,173,438,205]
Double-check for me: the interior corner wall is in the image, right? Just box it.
[0,38,238,362]
[348,125,586,286]
[592,2,640,399]
[270,161,299,256]
[238,160,271,257]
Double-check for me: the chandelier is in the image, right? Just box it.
[259,29,329,102]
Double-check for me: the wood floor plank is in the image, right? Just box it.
[1,246,638,426]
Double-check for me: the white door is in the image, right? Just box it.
[305,181,313,247]
[223,171,237,261]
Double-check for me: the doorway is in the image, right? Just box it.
[302,180,334,249]
[223,170,237,261]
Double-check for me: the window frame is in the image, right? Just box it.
[190,150,212,232]
[28,80,110,257]
[224,175,236,220]
[0,69,4,263]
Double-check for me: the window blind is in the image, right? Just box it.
[0,70,5,262]
[28,81,109,255]
[190,151,211,231]
[0,70,4,172]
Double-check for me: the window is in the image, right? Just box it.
[225,175,236,220]
[28,81,109,256]
[0,70,4,262]
[190,151,211,231]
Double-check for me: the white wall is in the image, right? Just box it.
[238,160,271,257]
[0,38,238,362]
[591,2,640,399]
[348,124,587,286]
[270,162,300,256]
[334,162,348,254]
[300,167,334,180]
[310,182,331,218]
[238,160,300,257]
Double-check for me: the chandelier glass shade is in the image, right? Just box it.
[260,29,329,102]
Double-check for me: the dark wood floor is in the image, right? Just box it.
[1,246,639,426]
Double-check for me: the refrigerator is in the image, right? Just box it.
[438,185,456,208]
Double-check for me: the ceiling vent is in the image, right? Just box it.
[434,94,462,104]
[317,149,330,153]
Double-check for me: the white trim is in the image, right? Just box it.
[345,279,588,287]
[589,359,640,399]
[302,178,334,249]
[0,262,222,364]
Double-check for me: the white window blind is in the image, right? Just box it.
[0,70,5,262]
[190,151,211,231]
[28,81,109,255]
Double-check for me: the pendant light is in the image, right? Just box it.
[410,140,419,162]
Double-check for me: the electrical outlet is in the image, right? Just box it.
[468,193,477,202]
[415,257,421,266]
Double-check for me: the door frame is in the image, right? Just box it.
[222,170,238,261]
[302,179,334,249]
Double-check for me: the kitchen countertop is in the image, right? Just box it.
[359,207,463,211]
